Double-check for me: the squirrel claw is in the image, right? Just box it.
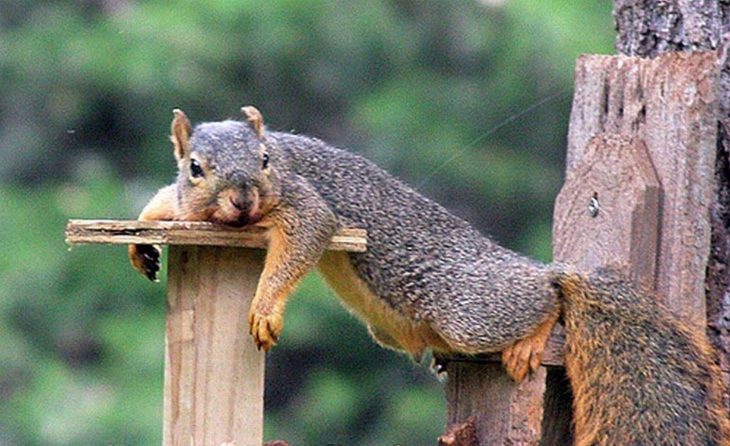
[248,309,282,351]
[128,244,161,282]
[430,354,449,379]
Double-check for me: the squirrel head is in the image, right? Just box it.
[170,106,281,227]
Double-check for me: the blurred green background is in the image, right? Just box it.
[0,1,614,444]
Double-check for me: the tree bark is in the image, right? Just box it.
[613,1,723,58]
[613,0,730,410]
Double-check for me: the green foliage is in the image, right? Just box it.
[0,169,165,445]
[0,1,613,444]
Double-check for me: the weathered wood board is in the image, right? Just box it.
[65,219,368,446]
[165,246,265,446]
[65,219,367,252]
[554,133,661,291]
[445,363,547,446]
[550,50,718,445]
[566,51,718,327]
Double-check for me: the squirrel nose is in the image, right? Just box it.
[229,196,246,211]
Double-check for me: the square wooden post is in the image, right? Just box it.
[164,246,265,446]
[442,335,567,446]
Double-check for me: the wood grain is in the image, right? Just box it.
[65,219,367,252]
[445,363,548,446]
[554,133,660,292]
[545,49,719,445]
[164,246,265,446]
[612,0,730,415]
[567,51,718,327]
[442,326,565,446]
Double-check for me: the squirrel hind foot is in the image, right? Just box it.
[501,339,541,383]
[501,309,559,383]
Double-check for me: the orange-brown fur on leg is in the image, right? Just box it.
[501,307,559,382]
[248,224,299,350]
[128,184,177,280]
[247,186,337,350]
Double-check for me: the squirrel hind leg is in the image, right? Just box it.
[501,308,559,383]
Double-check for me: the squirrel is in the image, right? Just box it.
[129,106,729,445]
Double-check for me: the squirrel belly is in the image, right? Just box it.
[554,268,730,446]
[318,250,450,360]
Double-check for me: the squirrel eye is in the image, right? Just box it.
[190,159,204,178]
[262,152,270,170]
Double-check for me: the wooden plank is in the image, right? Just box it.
[550,128,662,446]
[546,49,719,445]
[441,327,567,444]
[551,131,664,445]
[567,51,718,327]
[164,246,265,446]
[64,219,367,252]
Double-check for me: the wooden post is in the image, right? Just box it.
[443,362,548,445]
[612,0,730,415]
[442,336,566,446]
[164,246,265,446]
[64,220,367,446]
[443,50,719,445]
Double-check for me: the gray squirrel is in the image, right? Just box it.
[129,107,729,445]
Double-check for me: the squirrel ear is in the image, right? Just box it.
[171,109,192,161]
[241,106,266,140]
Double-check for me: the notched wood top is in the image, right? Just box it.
[65,219,368,252]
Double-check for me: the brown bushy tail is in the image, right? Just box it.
[551,267,730,446]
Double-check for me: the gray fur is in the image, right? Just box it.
[191,120,558,353]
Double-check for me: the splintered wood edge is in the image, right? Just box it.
[65,219,367,252]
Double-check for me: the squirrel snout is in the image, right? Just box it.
[211,187,263,227]
[229,196,247,211]
[219,188,249,212]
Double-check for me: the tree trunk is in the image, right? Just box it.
[613,0,730,411]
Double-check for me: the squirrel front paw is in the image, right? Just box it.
[248,307,282,351]
[128,244,161,281]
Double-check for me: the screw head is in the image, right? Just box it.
[588,193,600,218]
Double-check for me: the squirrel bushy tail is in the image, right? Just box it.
[552,267,730,446]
